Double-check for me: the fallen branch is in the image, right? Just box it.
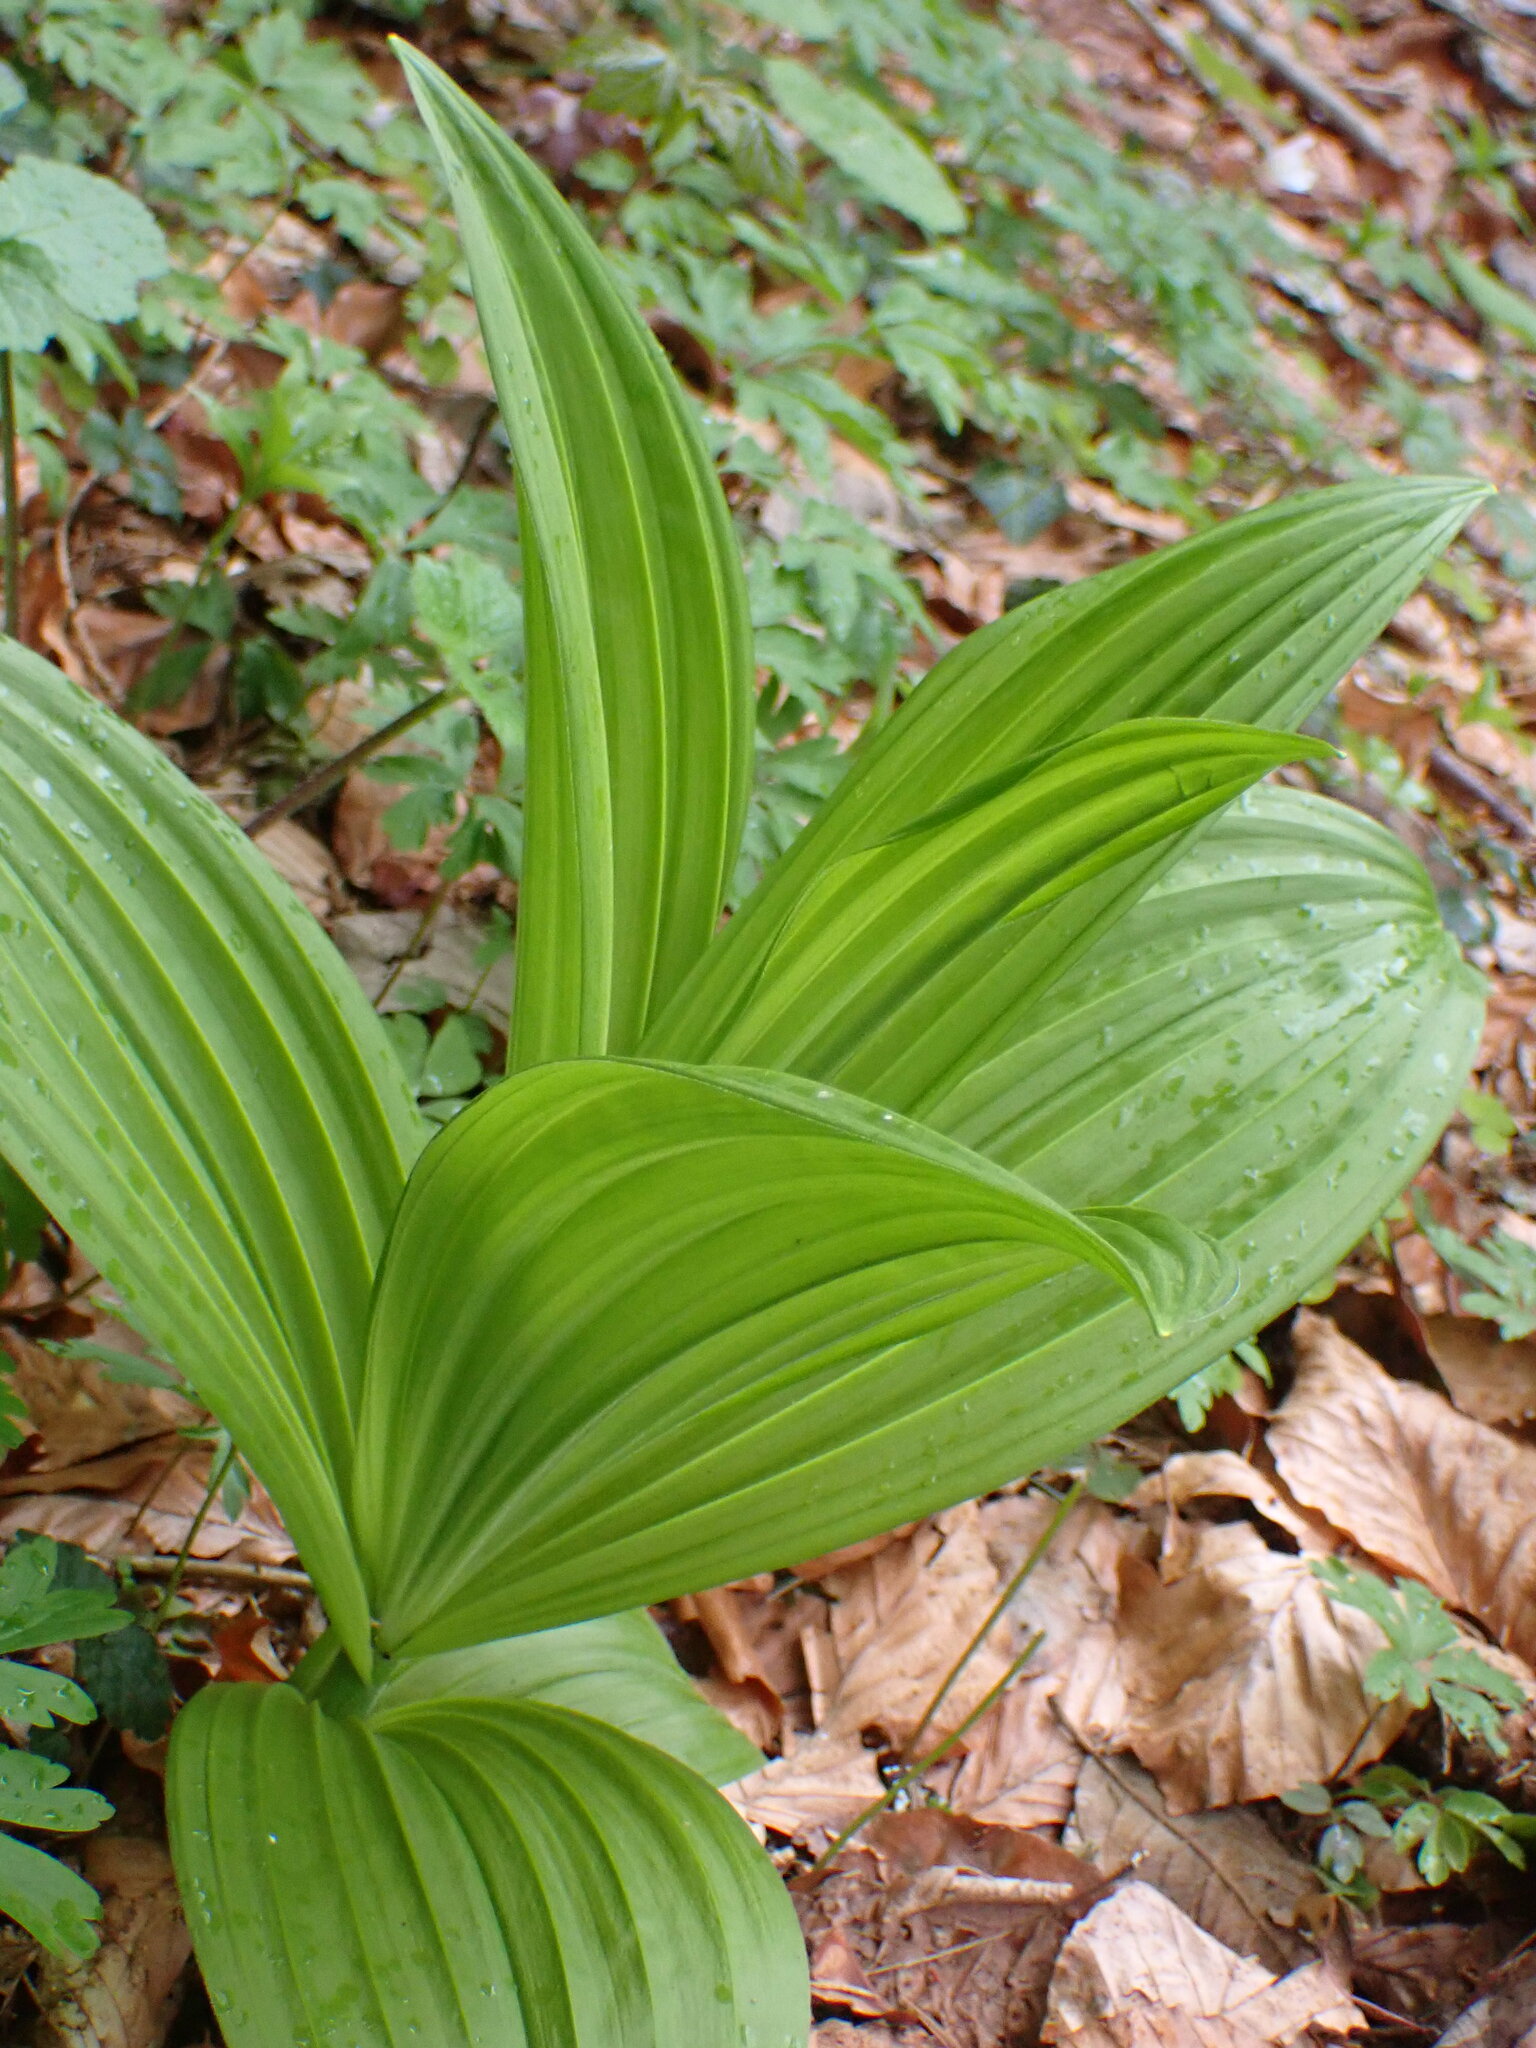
[1190,0,1405,169]
[118,1555,312,1594]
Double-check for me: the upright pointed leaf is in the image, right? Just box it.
[374,1611,763,1785]
[694,717,1329,1077]
[168,1680,807,2048]
[398,46,755,1065]
[353,1059,1228,1656]
[649,477,1487,1092]
[0,639,423,1665]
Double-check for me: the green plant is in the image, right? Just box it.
[0,42,1492,2041]
[1412,1190,1536,1337]
[1170,1337,1271,1432]
[1284,1765,1536,1900]
[0,1537,132,1959]
[1313,1559,1529,1751]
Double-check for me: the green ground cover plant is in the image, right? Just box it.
[0,39,1495,2046]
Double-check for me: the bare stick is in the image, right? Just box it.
[121,1555,312,1594]
[1,354,18,639]
[244,687,452,838]
[1190,0,1404,169]
[904,1478,1083,1760]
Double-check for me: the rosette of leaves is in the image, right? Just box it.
[0,46,1489,2045]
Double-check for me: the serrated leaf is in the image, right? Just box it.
[0,1538,129,1655]
[74,1623,173,1742]
[0,1660,94,1730]
[353,1057,1229,1655]
[167,1678,807,2048]
[374,1610,763,1785]
[763,59,964,236]
[649,477,1488,1114]
[0,1751,111,1834]
[398,47,756,1065]
[0,156,166,333]
[0,1828,102,1961]
[0,639,425,1670]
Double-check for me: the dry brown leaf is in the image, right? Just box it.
[35,1838,191,2048]
[1096,1522,1402,1811]
[812,2025,932,2048]
[0,1438,295,1567]
[248,818,343,922]
[1064,1756,1314,1975]
[3,1329,196,1469]
[724,1733,883,1848]
[1272,1312,1536,1663]
[1044,1883,1362,2048]
[1420,1315,1536,1428]
[819,1505,1013,1746]
[1125,1453,1326,1564]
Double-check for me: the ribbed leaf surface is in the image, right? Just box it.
[399,47,755,1066]
[168,1680,805,2048]
[695,717,1328,1076]
[0,638,422,1665]
[649,477,1487,1095]
[374,1611,763,1784]
[353,1060,1229,1656]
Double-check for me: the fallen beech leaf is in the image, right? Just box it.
[1125,1453,1324,1559]
[725,1732,883,1848]
[1044,1882,1362,2048]
[3,1328,195,1471]
[820,1504,1013,1746]
[247,818,342,923]
[1102,1522,1402,1811]
[1272,1313,1536,1664]
[809,1930,889,2020]
[1064,1756,1312,1975]
[1420,1314,1536,1427]
[812,2025,931,2048]
[35,1837,191,2048]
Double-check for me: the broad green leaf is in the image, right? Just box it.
[353,1059,1229,1656]
[0,1829,103,1961]
[0,1537,128,1654]
[374,1611,763,1785]
[0,639,424,1669]
[763,60,965,236]
[689,717,1330,1078]
[372,789,1471,1645]
[0,156,167,340]
[0,1660,95,1729]
[1440,242,1536,351]
[0,1751,111,1833]
[398,47,756,1066]
[168,1678,807,2048]
[649,477,1488,1098]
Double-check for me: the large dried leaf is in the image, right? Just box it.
[1064,1756,1313,1976]
[1045,1883,1361,2048]
[1271,1313,1536,1665]
[1074,1521,1403,1811]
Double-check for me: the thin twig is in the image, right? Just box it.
[1,353,18,639]
[122,1554,311,1594]
[807,1631,1045,1878]
[244,687,452,838]
[1190,0,1405,168]
[410,396,500,539]
[151,1439,236,1623]
[867,1932,1008,1976]
[373,875,451,1010]
[1111,0,1276,151]
[904,1479,1083,1760]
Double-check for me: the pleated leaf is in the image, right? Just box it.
[398,46,755,1066]
[353,1059,1230,1657]
[648,476,1488,1093]
[693,717,1331,1077]
[373,1611,763,1785]
[0,638,423,1667]
[167,1679,807,2048]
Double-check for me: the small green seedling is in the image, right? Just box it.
[1413,1190,1536,1338]
[1313,1558,1528,1752]
[1285,1764,1536,1901]
[0,46,1490,2046]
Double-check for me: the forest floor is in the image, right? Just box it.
[4,0,1536,2041]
